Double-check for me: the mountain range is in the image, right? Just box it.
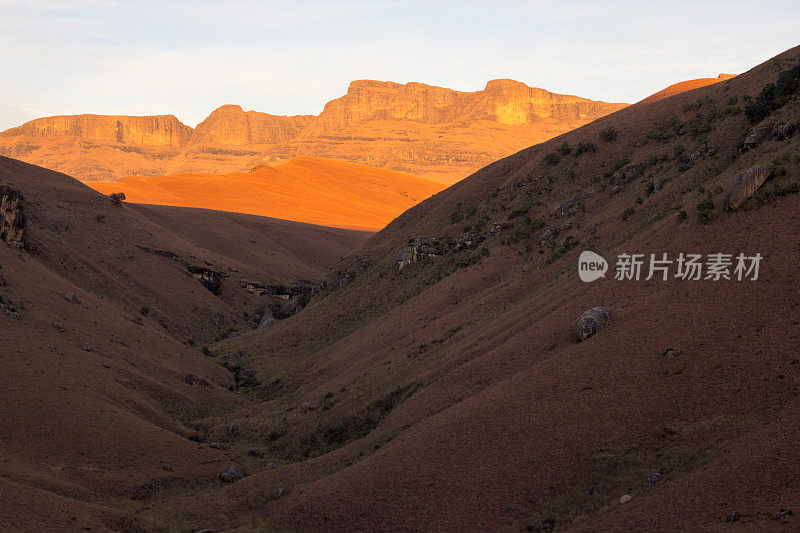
[0,79,627,184]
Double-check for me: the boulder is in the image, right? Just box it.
[619,494,632,504]
[743,124,772,150]
[0,268,4,287]
[64,292,80,304]
[80,343,92,351]
[53,322,65,333]
[209,442,230,450]
[218,464,246,483]
[246,447,263,458]
[301,396,324,412]
[723,165,769,210]
[571,307,612,342]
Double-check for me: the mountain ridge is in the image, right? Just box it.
[0,79,627,184]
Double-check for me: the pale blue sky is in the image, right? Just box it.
[0,0,798,131]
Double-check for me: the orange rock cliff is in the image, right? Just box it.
[0,80,628,183]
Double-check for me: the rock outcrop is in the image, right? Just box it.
[0,182,25,246]
[723,166,770,210]
[743,124,773,150]
[396,232,485,270]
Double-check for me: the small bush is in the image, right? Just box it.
[574,141,597,156]
[557,141,572,155]
[599,126,619,142]
[674,144,686,157]
[677,210,687,221]
[109,192,126,205]
[544,152,560,165]
[621,206,635,221]
[696,198,714,223]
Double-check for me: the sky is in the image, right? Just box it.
[0,0,798,131]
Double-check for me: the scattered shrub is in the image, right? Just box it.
[574,141,597,156]
[696,198,714,223]
[545,152,560,165]
[620,206,635,221]
[677,210,688,221]
[557,141,572,155]
[644,116,684,143]
[745,59,800,122]
[599,125,619,142]
[545,236,580,264]
[674,144,686,157]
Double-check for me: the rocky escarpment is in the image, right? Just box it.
[1,114,191,147]
[309,78,625,131]
[0,79,627,183]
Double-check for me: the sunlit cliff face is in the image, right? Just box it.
[0,79,627,184]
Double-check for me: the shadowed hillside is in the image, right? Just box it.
[2,45,799,531]
[154,46,800,531]
[0,158,369,530]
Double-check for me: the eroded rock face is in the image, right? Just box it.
[2,114,191,147]
[571,307,612,342]
[396,238,447,270]
[313,79,626,130]
[723,165,769,210]
[0,79,626,182]
[190,105,314,146]
[0,183,25,247]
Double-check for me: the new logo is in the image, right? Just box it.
[578,251,608,282]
